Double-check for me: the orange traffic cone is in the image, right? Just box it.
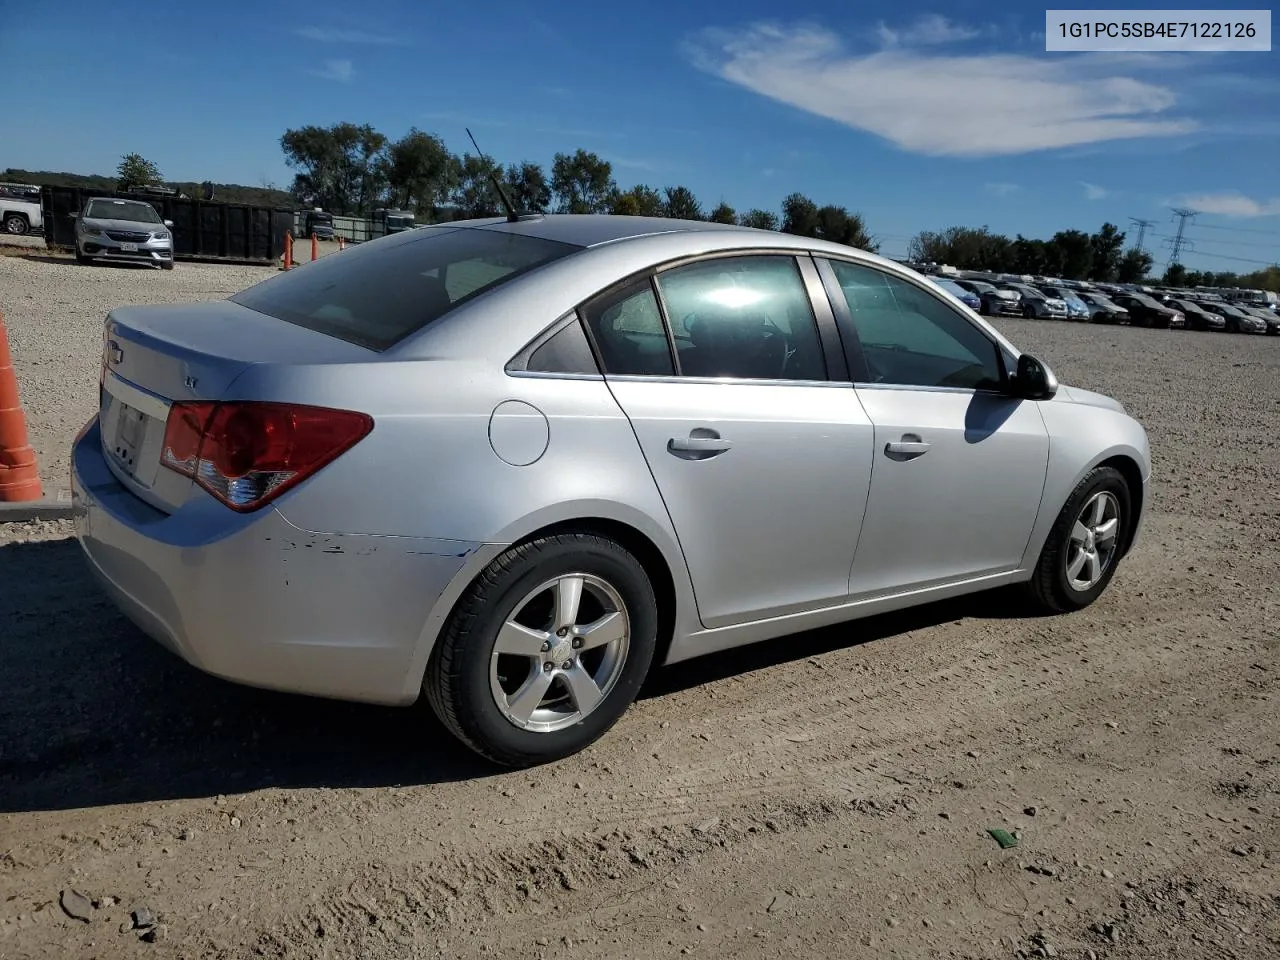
[311,233,318,261]
[338,236,346,251]
[0,311,43,503]
[280,232,294,271]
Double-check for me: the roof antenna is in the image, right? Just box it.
[466,127,522,223]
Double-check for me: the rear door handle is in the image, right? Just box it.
[668,435,732,458]
[884,436,931,460]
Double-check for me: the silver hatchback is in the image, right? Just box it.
[71,215,1150,767]
[75,197,175,269]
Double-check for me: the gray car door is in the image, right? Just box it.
[582,255,875,630]
[817,258,1051,599]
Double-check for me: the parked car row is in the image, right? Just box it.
[927,269,1278,336]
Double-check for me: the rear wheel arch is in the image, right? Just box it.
[411,515,682,700]
[523,518,678,671]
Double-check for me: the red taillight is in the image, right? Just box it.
[160,401,373,512]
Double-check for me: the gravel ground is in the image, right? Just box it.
[1,252,1279,959]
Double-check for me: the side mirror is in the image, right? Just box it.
[163,220,174,228]
[1010,353,1058,400]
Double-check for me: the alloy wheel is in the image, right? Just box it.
[1065,491,1121,591]
[489,574,631,733]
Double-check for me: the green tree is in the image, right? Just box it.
[737,209,779,231]
[281,122,388,215]
[385,128,456,216]
[504,161,551,214]
[1162,263,1188,287]
[1050,229,1093,279]
[662,185,703,220]
[815,205,877,251]
[1088,222,1126,281]
[781,194,875,250]
[116,153,162,190]
[708,201,737,224]
[1117,248,1154,283]
[550,150,615,214]
[608,184,664,216]
[1011,235,1046,275]
[780,193,821,237]
[909,225,1009,270]
[452,153,503,218]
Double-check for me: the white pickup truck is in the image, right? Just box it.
[0,183,44,236]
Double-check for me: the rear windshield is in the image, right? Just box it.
[231,227,581,351]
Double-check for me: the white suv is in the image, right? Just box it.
[0,183,43,236]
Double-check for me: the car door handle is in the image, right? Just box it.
[884,436,931,460]
[667,435,732,458]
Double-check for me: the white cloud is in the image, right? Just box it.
[1080,181,1109,200]
[1174,192,1280,218]
[876,15,981,47]
[309,59,354,83]
[296,26,404,45]
[985,182,1020,197]
[685,22,1197,157]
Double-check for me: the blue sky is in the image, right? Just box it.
[7,0,1279,272]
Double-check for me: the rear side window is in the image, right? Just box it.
[581,278,676,377]
[231,227,580,351]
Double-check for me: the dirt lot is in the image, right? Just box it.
[1,254,1278,959]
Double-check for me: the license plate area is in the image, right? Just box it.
[119,242,139,252]
[110,402,148,474]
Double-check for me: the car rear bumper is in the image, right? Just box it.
[71,418,479,705]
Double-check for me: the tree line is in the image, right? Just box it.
[909,223,1277,292]
[10,130,1276,293]
[277,122,877,250]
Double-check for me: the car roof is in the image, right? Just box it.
[385,214,1026,365]
[446,214,749,248]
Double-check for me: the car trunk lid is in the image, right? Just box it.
[99,300,375,513]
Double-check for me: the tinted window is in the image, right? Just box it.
[655,256,827,381]
[231,227,580,351]
[581,278,675,376]
[827,260,1004,391]
[522,320,599,375]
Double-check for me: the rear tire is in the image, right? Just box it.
[1022,466,1131,614]
[3,214,28,235]
[425,532,658,768]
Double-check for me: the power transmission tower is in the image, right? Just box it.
[1165,208,1197,267]
[1128,217,1155,252]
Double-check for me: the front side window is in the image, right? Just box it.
[231,227,580,351]
[655,256,827,381]
[826,260,1004,391]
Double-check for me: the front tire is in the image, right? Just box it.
[1023,466,1131,613]
[425,532,658,768]
[3,214,28,235]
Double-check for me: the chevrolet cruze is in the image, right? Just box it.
[73,215,1151,767]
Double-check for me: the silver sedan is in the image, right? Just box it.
[75,197,175,270]
[71,215,1150,767]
